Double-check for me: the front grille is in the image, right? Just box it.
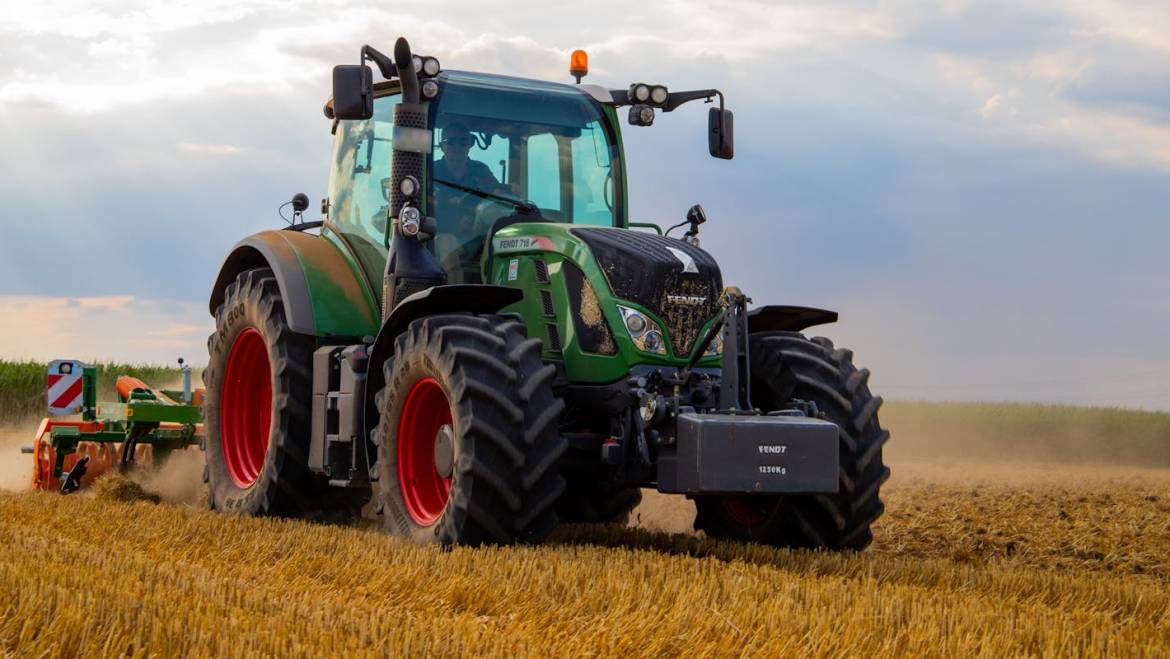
[540,289,555,317]
[545,324,562,352]
[534,259,549,283]
[571,228,721,354]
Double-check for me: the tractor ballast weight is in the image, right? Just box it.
[202,36,891,549]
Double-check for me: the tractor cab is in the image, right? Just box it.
[325,71,624,287]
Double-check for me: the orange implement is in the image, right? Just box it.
[115,375,151,401]
[29,418,153,491]
[115,375,204,407]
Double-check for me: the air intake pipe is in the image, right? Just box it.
[382,37,444,319]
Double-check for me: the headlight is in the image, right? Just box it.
[630,83,650,103]
[422,56,441,77]
[617,305,667,355]
[642,330,664,353]
[625,312,646,334]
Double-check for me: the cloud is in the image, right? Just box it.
[3,0,1170,409]
[176,142,242,155]
[0,295,209,364]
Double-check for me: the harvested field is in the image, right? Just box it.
[2,458,1169,657]
[4,394,1170,655]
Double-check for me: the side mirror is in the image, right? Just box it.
[686,204,707,227]
[332,65,373,120]
[708,107,734,159]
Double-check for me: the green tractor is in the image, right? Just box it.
[203,37,889,548]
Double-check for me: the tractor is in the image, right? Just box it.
[202,37,889,548]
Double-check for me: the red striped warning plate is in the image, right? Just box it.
[47,360,86,415]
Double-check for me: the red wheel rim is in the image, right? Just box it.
[397,377,454,526]
[722,496,772,527]
[220,327,272,488]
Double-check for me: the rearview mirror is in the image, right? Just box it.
[332,65,373,120]
[708,107,734,159]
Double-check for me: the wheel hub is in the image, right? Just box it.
[433,424,455,479]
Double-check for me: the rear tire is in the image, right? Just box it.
[694,332,890,549]
[372,314,566,545]
[203,267,366,518]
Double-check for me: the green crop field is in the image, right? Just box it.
[0,359,190,422]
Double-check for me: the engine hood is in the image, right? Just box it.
[571,227,722,355]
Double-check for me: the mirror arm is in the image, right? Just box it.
[361,45,398,80]
[606,88,724,112]
[663,89,722,113]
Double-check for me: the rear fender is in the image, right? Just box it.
[208,231,380,340]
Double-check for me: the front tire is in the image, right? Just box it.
[372,314,566,545]
[694,332,890,549]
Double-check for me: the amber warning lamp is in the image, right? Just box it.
[570,49,588,83]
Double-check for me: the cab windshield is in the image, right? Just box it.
[427,71,620,283]
[324,72,620,288]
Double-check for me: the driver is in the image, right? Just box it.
[433,123,501,191]
[431,123,509,281]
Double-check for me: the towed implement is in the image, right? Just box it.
[23,359,203,493]
[190,36,889,548]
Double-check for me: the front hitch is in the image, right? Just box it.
[679,287,753,412]
[717,287,752,412]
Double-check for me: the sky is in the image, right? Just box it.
[1,0,1169,409]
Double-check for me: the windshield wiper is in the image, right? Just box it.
[434,178,539,215]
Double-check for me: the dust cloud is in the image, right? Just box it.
[880,401,1170,467]
[135,448,206,506]
[0,418,206,505]
[0,421,35,491]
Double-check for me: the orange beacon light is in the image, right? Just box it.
[570,50,588,83]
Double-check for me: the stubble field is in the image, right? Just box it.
[1,399,1169,656]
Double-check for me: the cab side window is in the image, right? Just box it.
[326,94,400,285]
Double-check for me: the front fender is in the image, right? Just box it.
[208,231,380,339]
[747,305,838,333]
[363,284,524,438]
